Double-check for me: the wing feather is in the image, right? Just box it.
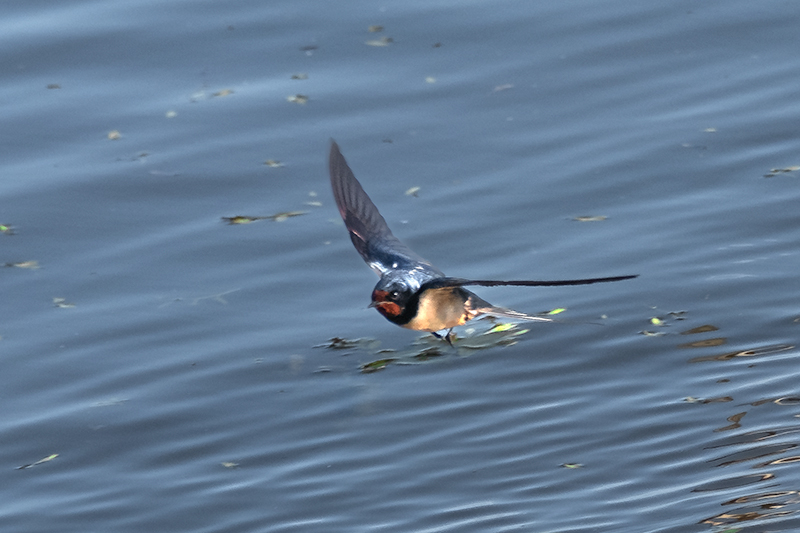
[329,140,443,278]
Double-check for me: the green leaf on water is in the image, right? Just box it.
[487,323,516,334]
[360,358,397,373]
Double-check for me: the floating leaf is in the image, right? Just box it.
[53,297,75,308]
[286,94,309,104]
[487,323,516,334]
[6,260,39,269]
[222,211,306,225]
[272,211,306,222]
[92,398,128,407]
[678,338,726,349]
[689,343,795,363]
[650,317,664,326]
[681,324,719,335]
[223,216,257,225]
[764,165,799,178]
[360,358,396,373]
[18,453,58,470]
[573,215,607,222]
[0,224,14,235]
[212,89,234,98]
[365,36,393,47]
[546,308,566,315]
[314,337,378,350]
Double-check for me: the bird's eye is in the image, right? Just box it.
[389,291,400,301]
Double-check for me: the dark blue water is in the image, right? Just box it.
[2,1,800,531]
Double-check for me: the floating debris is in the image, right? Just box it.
[165,110,177,118]
[305,191,322,206]
[287,94,309,104]
[320,320,538,373]
[367,25,384,33]
[107,130,121,140]
[404,186,421,197]
[18,453,58,470]
[764,166,800,178]
[486,322,516,334]
[360,358,397,373]
[0,224,14,235]
[681,324,719,335]
[684,396,733,404]
[222,211,306,225]
[703,127,717,133]
[190,288,240,306]
[290,73,308,80]
[425,76,436,84]
[263,159,284,168]
[212,89,234,98]
[221,462,239,468]
[679,338,726,349]
[365,36,393,47]
[47,84,61,90]
[53,297,75,308]
[314,337,379,351]
[689,343,795,363]
[455,322,530,350]
[650,317,665,326]
[6,260,39,269]
[561,463,583,469]
[92,398,128,407]
[493,84,514,92]
[640,330,666,337]
[573,215,607,222]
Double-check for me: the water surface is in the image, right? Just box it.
[2,1,800,531]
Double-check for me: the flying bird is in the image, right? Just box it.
[329,140,636,343]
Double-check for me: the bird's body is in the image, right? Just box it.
[329,140,636,341]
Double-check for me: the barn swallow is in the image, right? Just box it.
[329,140,637,343]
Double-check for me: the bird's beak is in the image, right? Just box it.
[367,301,378,308]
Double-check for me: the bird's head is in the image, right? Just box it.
[370,278,415,321]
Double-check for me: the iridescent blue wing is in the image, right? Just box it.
[329,140,443,279]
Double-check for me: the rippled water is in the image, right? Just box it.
[3,1,800,531]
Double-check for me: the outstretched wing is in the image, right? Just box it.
[421,275,638,291]
[329,140,443,278]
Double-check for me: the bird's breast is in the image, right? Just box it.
[403,287,471,332]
